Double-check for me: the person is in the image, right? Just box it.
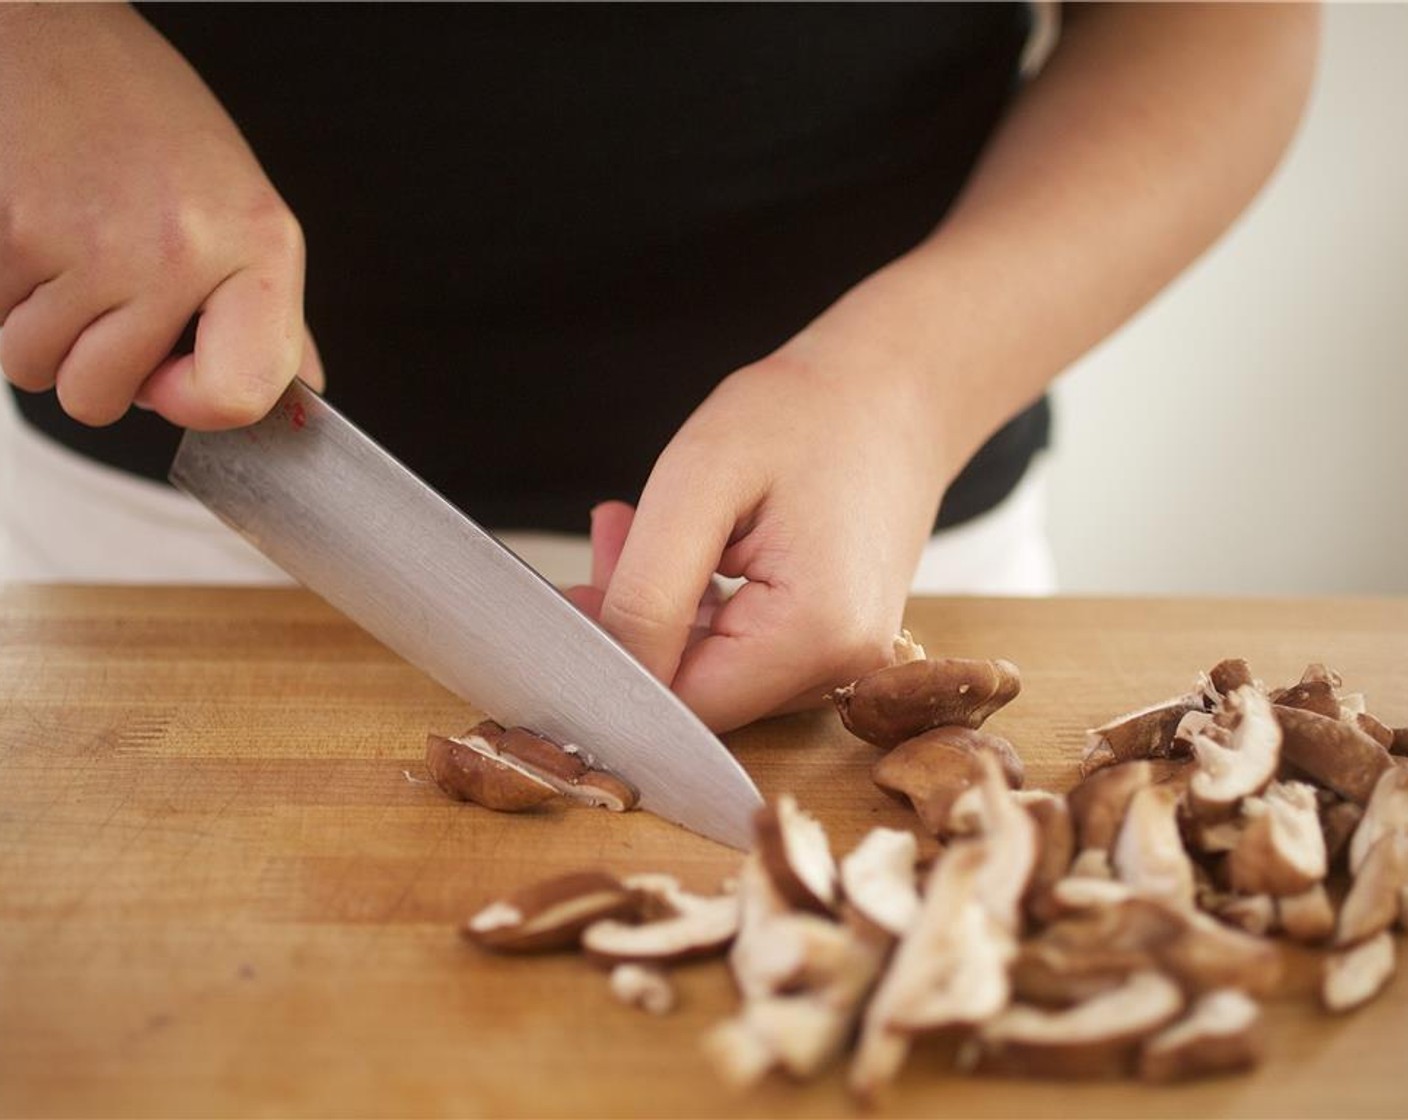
[0,3,1317,733]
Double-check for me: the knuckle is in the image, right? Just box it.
[0,323,55,392]
[151,203,203,274]
[205,377,284,427]
[601,576,684,646]
[54,377,126,428]
[247,194,304,262]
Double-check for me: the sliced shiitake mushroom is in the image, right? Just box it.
[1275,705,1394,805]
[964,971,1185,1080]
[754,796,839,915]
[1081,695,1201,777]
[1226,781,1327,897]
[463,870,638,952]
[582,878,739,965]
[427,723,558,811]
[830,657,1021,749]
[839,827,921,938]
[1323,931,1397,1013]
[1185,686,1281,819]
[1112,785,1196,909]
[1137,988,1263,1082]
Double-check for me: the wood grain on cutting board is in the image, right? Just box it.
[1,586,1405,1118]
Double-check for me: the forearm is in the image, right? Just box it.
[783,2,1320,481]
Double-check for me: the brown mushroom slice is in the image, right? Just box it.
[1336,832,1408,947]
[1010,934,1157,1008]
[1356,713,1396,751]
[583,884,739,965]
[965,972,1184,1080]
[496,727,640,812]
[1067,761,1153,853]
[754,795,839,915]
[1155,906,1283,997]
[1275,706,1393,805]
[497,726,588,782]
[829,657,1021,749]
[1017,790,1076,924]
[870,727,1014,836]
[839,827,920,938]
[609,963,676,1015]
[1112,784,1196,909]
[463,870,637,952]
[1322,798,1366,870]
[566,769,640,812]
[1270,679,1342,720]
[426,726,559,811]
[1348,766,1408,875]
[1137,988,1263,1082]
[1392,726,1408,757]
[1186,686,1281,818]
[1205,658,1257,702]
[1080,695,1201,777]
[1276,884,1336,944]
[1210,893,1278,937]
[1322,931,1397,1013]
[1226,781,1327,897]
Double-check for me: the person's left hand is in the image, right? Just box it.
[564,339,953,734]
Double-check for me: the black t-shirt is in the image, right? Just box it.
[13,2,1050,532]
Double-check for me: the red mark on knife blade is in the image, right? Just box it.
[288,401,307,431]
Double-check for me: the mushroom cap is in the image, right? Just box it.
[425,731,557,811]
[831,657,1021,749]
[498,726,588,783]
[567,769,640,812]
[1081,696,1201,777]
[1275,705,1393,805]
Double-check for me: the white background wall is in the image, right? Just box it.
[1047,3,1408,595]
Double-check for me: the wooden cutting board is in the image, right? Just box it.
[1,586,1406,1118]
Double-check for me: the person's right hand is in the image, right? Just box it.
[0,3,322,430]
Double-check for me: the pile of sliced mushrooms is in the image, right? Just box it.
[441,634,1408,1098]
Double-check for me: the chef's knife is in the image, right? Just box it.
[169,380,763,849]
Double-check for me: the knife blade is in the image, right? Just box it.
[169,380,763,849]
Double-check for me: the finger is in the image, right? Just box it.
[598,461,746,683]
[299,325,326,394]
[589,500,635,590]
[53,297,202,426]
[0,272,110,393]
[562,584,606,620]
[133,263,305,430]
[669,579,811,732]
